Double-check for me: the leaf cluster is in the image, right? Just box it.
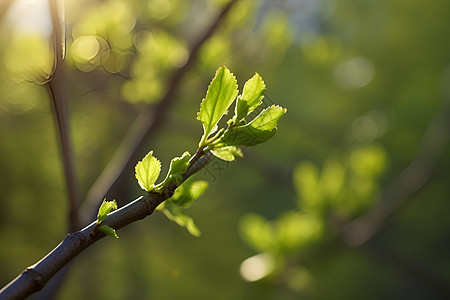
[197,66,286,161]
[129,66,286,236]
[239,145,388,281]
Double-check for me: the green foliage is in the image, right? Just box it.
[156,179,208,237]
[158,201,202,237]
[196,66,286,160]
[293,145,387,218]
[122,29,188,103]
[170,179,209,208]
[240,212,323,255]
[98,225,119,239]
[68,0,136,73]
[2,0,450,299]
[133,66,286,236]
[96,199,119,239]
[2,33,55,83]
[135,151,162,192]
[167,151,191,176]
[197,66,239,147]
[134,149,204,237]
[221,105,286,147]
[239,213,276,253]
[210,146,243,162]
[97,199,118,223]
[239,144,387,282]
[233,73,266,123]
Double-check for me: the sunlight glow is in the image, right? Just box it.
[2,0,65,82]
[239,253,274,282]
[71,35,100,62]
[6,0,53,37]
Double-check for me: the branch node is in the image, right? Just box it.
[24,267,45,291]
[64,231,87,248]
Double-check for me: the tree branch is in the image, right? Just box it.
[80,0,239,222]
[343,100,450,247]
[47,0,80,232]
[48,69,81,232]
[1,2,237,298]
[0,153,211,300]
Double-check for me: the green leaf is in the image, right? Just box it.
[158,202,202,237]
[239,213,275,252]
[247,105,286,131]
[155,151,191,190]
[234,73,266,122]
[97,199,118,223]
[185,219,202,237]
[211,146,243,162]
[168,151,191,176]
[171,180,209,207]
[197,66,238,146]
[222,105,286,146]
[276,212,323,252]
[135,151,161,192]
[98,225,119,239]
[156,180,207,236]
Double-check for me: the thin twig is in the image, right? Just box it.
[343,100,450,247]
[80,0,239,222]
[47,0,80,232]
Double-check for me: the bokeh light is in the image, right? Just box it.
[334,57,375,89]
[240,253,275,282]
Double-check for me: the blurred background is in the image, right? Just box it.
[1,0,450,299]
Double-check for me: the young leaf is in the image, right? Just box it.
[97,199,118,223]
[222,105,286,146]
[98,225,119,239]
[135,151,161,192]
[185,219,202,237]
[211,146,243,162]
[234,73,266,122]
[198,66,238,146]
[171,180,209,207]
[247,105,286,131]
[158,202,202,237]
[167,151,191,176]
[155,152,191,190]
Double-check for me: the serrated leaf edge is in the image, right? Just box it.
[135,151,162,192]
[197,66,239,146]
